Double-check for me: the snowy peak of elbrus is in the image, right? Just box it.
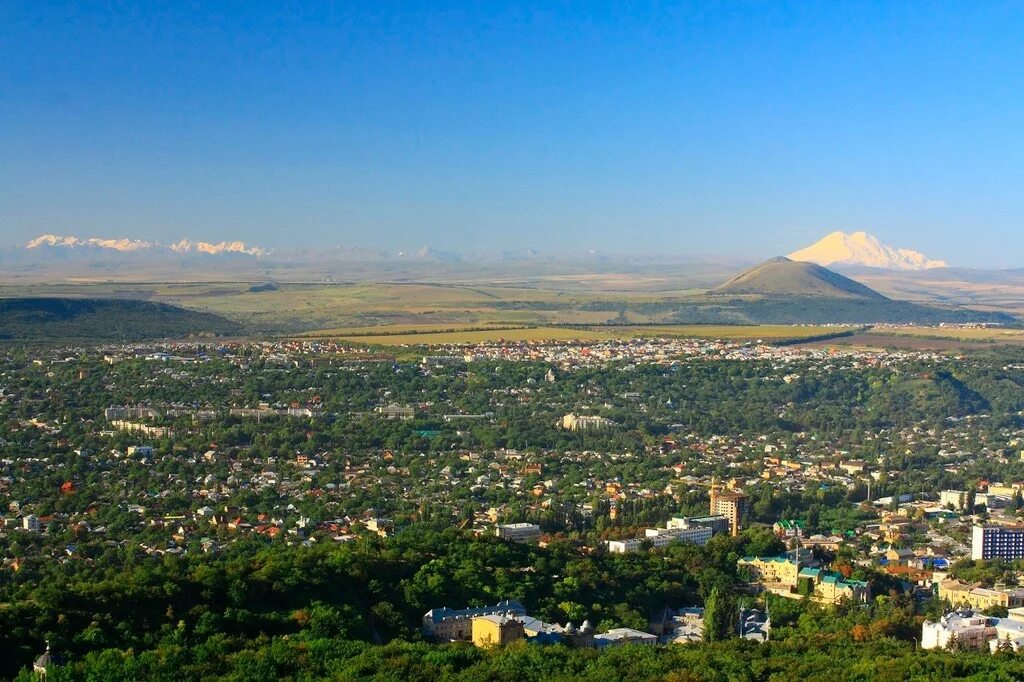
[787,231,947,270]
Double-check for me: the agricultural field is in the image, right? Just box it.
[867,325,1024,343]
[599,325,855,341]
[793,325,1024,351]
[330,326,617,345]
[0,282,673,332]
[0,279,1013,341]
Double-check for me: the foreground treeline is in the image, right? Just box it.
[0,527,1017,680]
[3,526,751,678]
[19,635,1024,682]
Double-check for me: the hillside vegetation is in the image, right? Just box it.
[0,298,240,340]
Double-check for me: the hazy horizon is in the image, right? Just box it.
[5,3,1024,267]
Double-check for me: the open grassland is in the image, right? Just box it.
[0,279,864,342]
[177,283,644,331]
[0,282,675,331]
[0,279,1011,339]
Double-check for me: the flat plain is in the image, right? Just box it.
[0,280,1018,347]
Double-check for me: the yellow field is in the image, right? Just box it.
[601,325,855,340]
[867,326,1024,343]
[335,327,617,345]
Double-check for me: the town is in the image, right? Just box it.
[5,333,1024,677]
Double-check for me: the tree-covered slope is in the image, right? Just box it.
[0,298,240,340]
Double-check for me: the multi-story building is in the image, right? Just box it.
[737,556,801,587]
[592,628,658,648]
[972,525,1024,560]
[105,406,159,420]
[922,608,1024,651]
[799,567,871,604]
[427,602,596,648]
[494,523,542,543]
[607,525,713,554]
[773,520,805,539]
[114,422,173,438]
[940,490,968,511]
[938,579,1024,610]
[710,478,749,537]
[560,414,614,431]
[740,557,869,604]
[667,515,730,535]
[922,611,997,650]
[987,483,1023,497]
[375,403,415,420]
[422,600,527,641]
[644,525,713,544]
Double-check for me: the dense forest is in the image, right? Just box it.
[3,527,1021,681]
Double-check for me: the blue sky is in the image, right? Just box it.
[2,2,1024,266]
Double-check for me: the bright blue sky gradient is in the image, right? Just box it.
[3,2,1024,265]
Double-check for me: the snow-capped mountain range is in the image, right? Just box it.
[788,231,947,270]
[25,234,268,256]
[9,231,948,273]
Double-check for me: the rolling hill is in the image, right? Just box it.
[711,257,887,299]
[692,257,1016,325]
[0,298,241,340]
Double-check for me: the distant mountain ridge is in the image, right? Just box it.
[712,256,888,299]
[788,231,947,270]
[25,234,268,256]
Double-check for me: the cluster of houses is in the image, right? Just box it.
[89,333,954,376]
[12,338,1024,659]
[439,335,945,371]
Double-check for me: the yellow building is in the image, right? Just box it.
[471,615,525,647]
[560,414,613,431]
[737,556,800,587]
[801,568,871,605]
[939,579,1024,610]
[422,600,526,641]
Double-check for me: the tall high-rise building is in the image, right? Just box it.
[710,477,749,537]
